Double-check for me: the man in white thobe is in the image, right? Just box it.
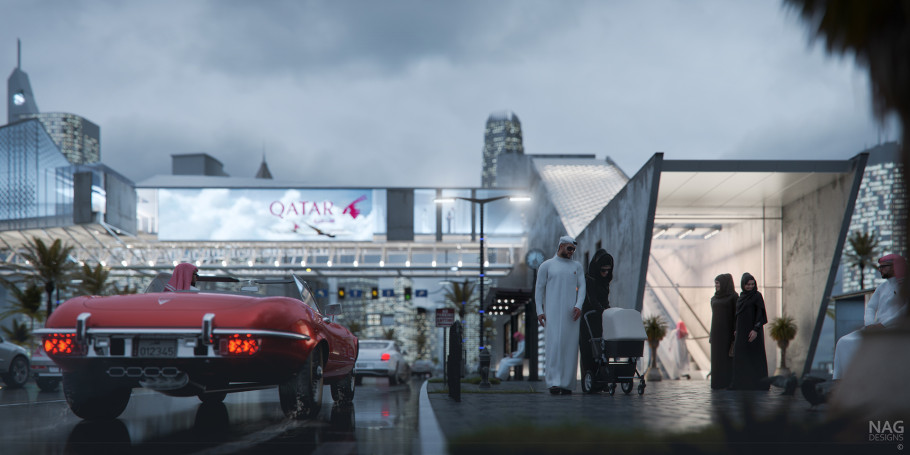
[833,254,907,380]
[535,235,586,394]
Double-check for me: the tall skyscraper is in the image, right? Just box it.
[6,40,100,165]
[481,111,524,188]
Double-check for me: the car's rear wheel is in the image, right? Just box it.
[388,372,398,386]
[36,377,60,392]
[63,372,131,420]
[331,368,355,404]
[354,375,363,386]
[1,356,29,388]
[279,345,324,419]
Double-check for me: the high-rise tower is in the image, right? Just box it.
[481,111,524,188]
[6,40,100,164]
[7,39,39,124]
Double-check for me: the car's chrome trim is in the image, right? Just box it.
[34,327,310,341]
[76,313,91,344]
[202,313,215,345]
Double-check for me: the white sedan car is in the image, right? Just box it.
[0,335,30,388]
[355,340,410,385]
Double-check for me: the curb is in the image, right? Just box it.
[418,380,447,454]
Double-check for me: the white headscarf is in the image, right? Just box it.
[556,235,576,255]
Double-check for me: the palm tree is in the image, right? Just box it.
[77,263,110,296]
[785,1,909,148]
[0,281,46,335]
[845,230,879,289]
[443,279,477,321]
[769,315,798,376]
[1,319,32,347]
[19,237,77,316]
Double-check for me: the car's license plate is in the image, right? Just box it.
[47,366,59,373]
[137,339,177,357]
[356,362,370,369]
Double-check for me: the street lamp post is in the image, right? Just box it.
[435,194,530,387]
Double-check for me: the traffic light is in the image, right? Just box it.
[371,287,379,299]
[337,287,345,300]
[404,287,412,301]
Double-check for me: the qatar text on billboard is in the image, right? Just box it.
[158,189,374,241]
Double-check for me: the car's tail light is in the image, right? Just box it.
[219,334,260,356]
[381,353,390,361]
[44,334,81,355]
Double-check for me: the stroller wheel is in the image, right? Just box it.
[581,370,596,394]
[621,381,633,395]
[638,380,646,395]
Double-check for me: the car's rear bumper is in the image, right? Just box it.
[355,361,394,377]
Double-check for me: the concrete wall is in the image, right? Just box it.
[575,154,663,311]
[784,167,862,377]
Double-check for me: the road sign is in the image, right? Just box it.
[381,289,395,297]
[315,289,328,298]
[415,289,428,298]
[350,289,363,298]
[436,308,455,327]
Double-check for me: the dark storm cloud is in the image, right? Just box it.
[0,0,894,187]
[177,0,579,78]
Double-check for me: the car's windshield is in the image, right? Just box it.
[143,273,319,311]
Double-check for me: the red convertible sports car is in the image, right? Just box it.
[36,268,358,420]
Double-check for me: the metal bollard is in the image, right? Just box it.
[478,349,491,388]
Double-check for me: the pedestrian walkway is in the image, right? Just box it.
[419,377,880,454]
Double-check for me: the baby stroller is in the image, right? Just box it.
[581,308,647,395]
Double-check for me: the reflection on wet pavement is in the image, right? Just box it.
[0,376,422,454]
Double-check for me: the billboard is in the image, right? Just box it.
[158,188,374,241]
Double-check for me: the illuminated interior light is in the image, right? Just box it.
[457,260,463,267]
[431,260,437,267]
[301,260,306,267]
[173,260,178,266]
[405,260,411,267]
[509,196,531,202]
[704,226,722,239]
[121,260,128,267]
[148,261,155,267]
[327,260,333,267]
[652,227,668,239]
[247,260,253,267]
[221,260,227,267]
[678,227,695,239]
[484,260,489,267]
[100,261,106,267]
[353,260,359,267]
[379,260,385,267]
[274,260,280,267]
[195,260,201,267]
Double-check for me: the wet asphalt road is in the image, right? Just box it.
[0,376,423,455]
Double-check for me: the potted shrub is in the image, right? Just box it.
[643,315,667,381]
[769,315,798,376]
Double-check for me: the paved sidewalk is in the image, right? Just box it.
[420,377,881,454]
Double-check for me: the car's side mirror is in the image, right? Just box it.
[326,303,342,316]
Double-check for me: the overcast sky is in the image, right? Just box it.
[2,0,898,187]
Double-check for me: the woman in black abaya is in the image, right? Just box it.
[729,272,769,390]
[709,273,737,389]
[578,249,613,377]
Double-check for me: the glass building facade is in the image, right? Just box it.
[481,111,524,188]
[0,119,73,228]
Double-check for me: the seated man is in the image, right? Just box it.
[833,254,907,381]
[496,332,526,380]
[165,262,199,291]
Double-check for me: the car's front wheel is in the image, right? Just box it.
[331,368,355,404]
[63,372,132,419]
[279,345,324,419]
[1,356,29,388]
